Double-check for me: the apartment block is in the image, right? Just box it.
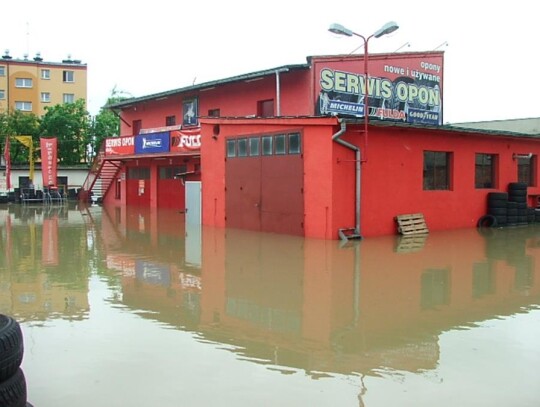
[0,50,87,116]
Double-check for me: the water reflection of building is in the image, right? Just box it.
[101,206,540,377]
[0,204,90,321]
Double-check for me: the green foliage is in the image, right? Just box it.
[40,99,91,165]
[1,88,125,166]
[89,88,127,159]
[0,110,40,164]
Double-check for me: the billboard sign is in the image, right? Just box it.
[135,131,170,154]
[105,136,135,156]
[314,52,444,126]
[170,128,201,153]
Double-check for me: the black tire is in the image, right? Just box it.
[0,314,24,382]
[487,192,508,200]
[509,189,527,198]
[507,216,518,226]
[477,214,497,228]
[488,207,507,216]
[508,182,528,191]
[487,192,508,207]
[487,199,507,209]
[0,368,27,407]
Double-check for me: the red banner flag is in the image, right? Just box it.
[3,135,10,190]
[41,137,58,187]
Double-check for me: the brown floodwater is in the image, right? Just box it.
[1,203,540,407]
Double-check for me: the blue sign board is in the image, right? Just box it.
[135,131,170,154]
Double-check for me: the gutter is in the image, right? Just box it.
[332,119,363,241]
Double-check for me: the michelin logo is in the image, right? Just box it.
[142,137,162,149]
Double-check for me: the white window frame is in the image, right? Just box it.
[63,93,75,103]
[15,101,32,111]
[41,92,51,103]
[0,90,5,100]
[63,70,74,83]
[15,78,33,88]
[0,66,5,76]
[41,69,50,80]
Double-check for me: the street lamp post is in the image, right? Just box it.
[328,22,399,162]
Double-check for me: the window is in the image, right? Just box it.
[15,101,32,111]
[127,167,150,179]
[208,108,220,117]
[262,136,273,156]
[15,78,32,88]
[0,66,5,76]
[518,155,536,186]
[165,115,176,126]
[41,69,50,80]
[257,99,274,117]
[237,138,248,157]
[41,92,51,103]
[249,138,260,156]
[63,93,75,103]
[226,132,302,159]
[226,140,236,158]
[275,134,286,155]
[475,153,496,189]
[289,133,301,154]
[159,165,187,179]
[0,90,5,100]
[423,151,451,190]
[63,70,74,82]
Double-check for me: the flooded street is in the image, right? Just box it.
[1,203,540,407]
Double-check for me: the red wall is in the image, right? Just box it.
[113,55,540,239]
[103,157,201,210]
[119,70,313,137]
[202,118,540,239]
[201,117,342,236]
[358,126,540,236]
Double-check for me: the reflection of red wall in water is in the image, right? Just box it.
[108,212,540,374]
[121,262,202,328]
[357,228,540,344]
[196,226,540,373]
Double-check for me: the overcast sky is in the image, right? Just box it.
[2,0,537,123]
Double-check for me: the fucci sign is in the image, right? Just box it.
[314,52,444,126]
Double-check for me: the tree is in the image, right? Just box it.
[88,87,129,161]
[39,99,91,165]
[0,110,40,164]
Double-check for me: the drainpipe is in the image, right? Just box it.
[332,119,362,240]
[275,68,289,116]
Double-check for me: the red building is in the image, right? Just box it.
[93,51,540,239]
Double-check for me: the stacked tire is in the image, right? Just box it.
[487,192,509,227]
[0,314,30,407]
[508,182,529,225]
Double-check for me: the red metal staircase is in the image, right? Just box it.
[79,141,122,202]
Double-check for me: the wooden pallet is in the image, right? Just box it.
[395,213,429,236]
